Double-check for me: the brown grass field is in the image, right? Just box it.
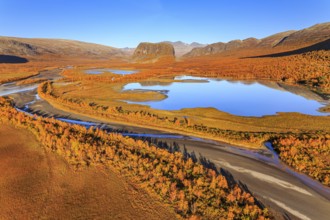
[39,71,330,150]
[0,47,329,206]
[0,58,127,83]
[31,53,329,187]
[0,125,177,219]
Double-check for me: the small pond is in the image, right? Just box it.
[123,76,329,117]
[85,68,138,75]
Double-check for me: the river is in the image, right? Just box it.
[1,68,329,220]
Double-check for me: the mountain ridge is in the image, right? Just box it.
[1,22,329,60]
[183,22,330,57]
[0,36,125,59]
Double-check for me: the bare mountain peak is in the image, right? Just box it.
[132,42,175,62]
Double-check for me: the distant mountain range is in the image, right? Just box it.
[0,22,329,62]
[161,41,206,57]
[121,41,206,57]
[183,22,330,57]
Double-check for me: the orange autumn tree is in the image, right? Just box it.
[0,97,270,219]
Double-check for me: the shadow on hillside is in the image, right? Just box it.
[0,55,28,63]
[243,38,330,58]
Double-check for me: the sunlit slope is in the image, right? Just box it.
[183,22,330,57]
[0,36,126,59]
[0,125,177,219]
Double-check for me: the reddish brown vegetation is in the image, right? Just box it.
[0,97,270,219]
[271,134,330,186]
[38,81,330,188]
[0,58,126,84]
[61,50,330,94]
[39,81,271,147]
[177,50,330,93]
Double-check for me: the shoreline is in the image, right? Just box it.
[11,83,330,194]
[2,68,330,219]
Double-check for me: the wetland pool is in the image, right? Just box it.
[85,68,138,75]
[123,76,329,117]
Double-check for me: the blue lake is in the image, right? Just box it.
[85,68,138,75]
[123,76,329,117]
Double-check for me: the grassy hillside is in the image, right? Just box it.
[0,36,125,59]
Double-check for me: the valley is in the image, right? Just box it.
[0,14,329,219]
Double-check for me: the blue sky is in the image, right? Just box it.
[0,0,329,48]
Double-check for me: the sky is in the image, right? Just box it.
[0,0,329,48]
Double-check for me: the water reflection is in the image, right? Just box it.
[123,76,329,117]
[85,68,138,75]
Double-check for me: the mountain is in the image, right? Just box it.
[123,41,206,57]
[120,47,135,56]
[2,22,328,60]
[162,41,206,57]
[183,22,330,57]
[274,22,330,48]
[132,42,175,62]
[184,38,260,57]
[256,31,296,48]
[0,36,125,59]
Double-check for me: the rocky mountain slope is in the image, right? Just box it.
[0,36,124,59]
[184,38,260,57]
[121,41,205,57]
[184,22,330,57]
[132,42,175,62]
